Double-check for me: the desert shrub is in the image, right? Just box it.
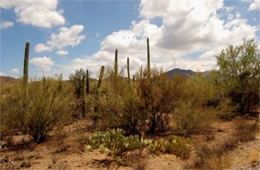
[69,68,86,98]
[85,129,152,162]
[233,117,258,142]
[1,77,74,143]
[148,135,191,159]
[215,39,260,114]
[97,67,145,135]
[193,143,232,169]
[206,71,237,119]
[173,75,216,136]
[69,69,94,118]
[137,71,177,134]
[98,68,179,135]
[174,102,212,136]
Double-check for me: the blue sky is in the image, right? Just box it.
[0,0,259,79]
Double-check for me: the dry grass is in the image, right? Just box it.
[250,150,260,164]
[233,117,258,142]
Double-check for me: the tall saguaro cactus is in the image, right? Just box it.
[95,66,105,112]
[127,57,130,84]
[140,65,143,79]
[82,75,86,117]
[114,49,118,77]
[86,69,90,95]
[23,42,30,92]
[147,38,151,79]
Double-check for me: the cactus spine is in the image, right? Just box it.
[127,57,130,84]
[86,69,90,95]
[114,49,118,77]
[95,66,105,112]
[23,42,30,93]
[147,38,151,79]
[82,75,86,117]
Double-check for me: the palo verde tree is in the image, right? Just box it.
[216,39,260,114]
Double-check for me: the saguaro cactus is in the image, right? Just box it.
[23,42,30,92]
[82,75,86,117]
[140,65,143,79]
[147,38,151,78]
[86,69,90,95]
[95,66,105,112]
[114,49,118,77]
[127,57,130,84]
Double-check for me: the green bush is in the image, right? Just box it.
[173,75,217,136]
[96,67,145,135]
[215,39,260,114]
[148,135,191,159]
[85,129,152,161]
[137,71,177,134]
[1,77,74,143]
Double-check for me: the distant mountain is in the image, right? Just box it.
[166,68,195,77]
[0,76,16,88]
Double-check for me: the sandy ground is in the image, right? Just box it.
[0,117,259,170]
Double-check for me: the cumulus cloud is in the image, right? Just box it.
[10,68,19,74]
[248,0,260,10]
[50,0,257,79]
[0,0,65,28]
[0,72,6,76]
[30,56,54,71]
[35,25,85,52]
[56,50,69,56]
[0,21,14,29]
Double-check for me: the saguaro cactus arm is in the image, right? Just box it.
[82,75,86,117]
[114,49,118,77]
[23,42,30,90]
[147,38,150,78]
[86,69,90,95]
[127,57,130,84]
[95,66,105,112]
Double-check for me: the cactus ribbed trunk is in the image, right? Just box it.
[127,57,130,84]
[114,49,118,77]
[23,42,30,93]
[140,65,143,79]
[86,70,90,95]
[82,75,86,118]
[147,38,151,79]
[95,66,105,112]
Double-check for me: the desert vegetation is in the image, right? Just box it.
[0,38,259,169]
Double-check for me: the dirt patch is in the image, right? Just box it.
[1,118,259,170]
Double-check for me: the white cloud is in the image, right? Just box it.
[48,0,258,78]
[10,68,19,74]
[0,72,6,76]
[249,0,260,10]
[56,50,69,56]
[35,25,85,52]
[35,43,51,52]
[0,21,14,29]
[30,56,54,71]
[0,0,65,28]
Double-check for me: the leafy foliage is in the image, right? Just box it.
[216,39,260,114]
